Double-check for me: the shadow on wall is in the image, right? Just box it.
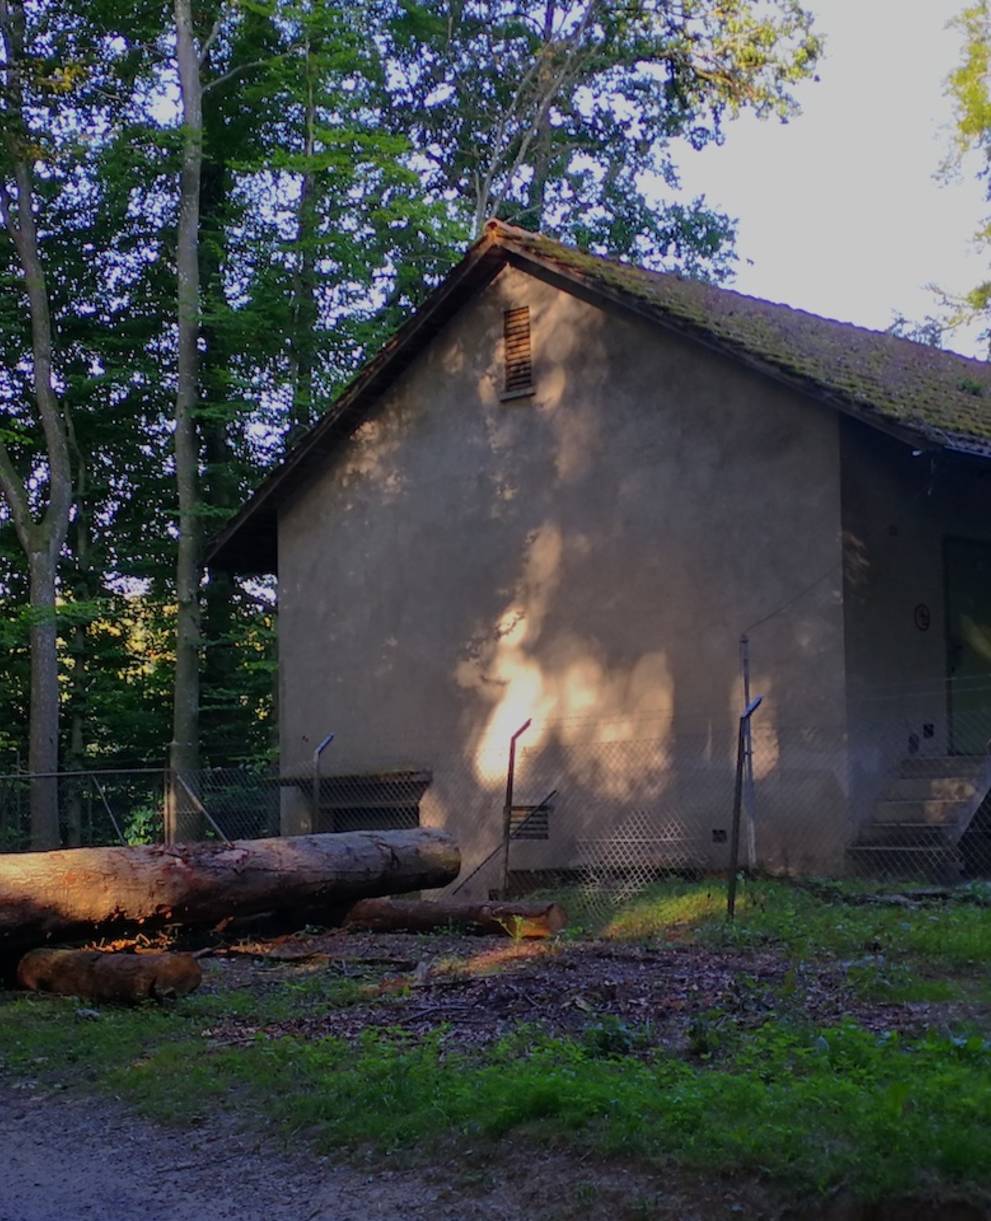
[290,269,849,883]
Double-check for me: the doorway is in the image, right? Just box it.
[945,537,991,755]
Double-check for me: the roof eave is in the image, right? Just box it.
[206,233,509,573]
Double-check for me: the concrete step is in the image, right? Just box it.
[855,821,955,848]
[873,798,975,827]
[886,775,983,802]
[847,842,963,883]
[899,755,991,779]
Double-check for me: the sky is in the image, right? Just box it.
[675,0,988,358]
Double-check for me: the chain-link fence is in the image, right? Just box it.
[499,680,991,926]
[0,769,168,851]
[4,678,991,939]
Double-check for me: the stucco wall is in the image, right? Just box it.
[277,265,848,888]
[841,419,991,820]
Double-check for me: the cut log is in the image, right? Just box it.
[345,897,567,939]
[0,829,460,953]
[17,948,203,1002]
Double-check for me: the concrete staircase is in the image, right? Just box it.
[849,755,991,880]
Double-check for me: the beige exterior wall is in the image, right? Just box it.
[277,265,849,890]
[841,419,991,820]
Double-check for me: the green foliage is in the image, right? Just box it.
[947,2,991,158]
[580,1013,653,1058]
[544,877,991,969]
[0,0,823,774]
[844,959,963,1004]
[123,803,163,846]
[381,0,822,273]
[6,888,991,1202]
[6,989,991,1199]
[927,1,991,349]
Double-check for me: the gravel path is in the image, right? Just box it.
[0,1083,775,1221]
[0,1087,488,1221]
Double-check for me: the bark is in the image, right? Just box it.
[0,828,460,952]
[522,1,557,230]
[170,0,205,806]
[198,140,239,765]
[345,896,567,939]
[27,552,59,849]
[17,948,203,1002]
[286,33,320,446]
[65,409,92,848]
[0,0,73,849]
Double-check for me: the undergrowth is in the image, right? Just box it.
[8,1005,991,1199]
[4,879,991,1202]
[548,877,991,968]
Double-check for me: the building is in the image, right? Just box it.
[209,221,991,889]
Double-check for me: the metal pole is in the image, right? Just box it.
[501,719,532,898]
[312,733,335,830]
[739,635,758,870]
[164,765,176,845]
[91,776,127,846]
[451,786,555,897]
[727,695,762,921]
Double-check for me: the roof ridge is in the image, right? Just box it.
[209,220,991,572]
[487,220,987,367]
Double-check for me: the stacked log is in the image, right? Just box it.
[0,828,461,954]
[17,948,203,1002]
[346,896,567,939]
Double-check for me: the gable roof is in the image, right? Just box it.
[209,219,991,573]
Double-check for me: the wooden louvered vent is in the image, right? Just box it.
[503,306,533,395]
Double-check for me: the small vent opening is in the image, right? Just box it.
[503,306,533,396]
[510,801,552,840]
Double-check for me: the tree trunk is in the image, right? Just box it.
[64,711,84,848]
[0,0,73,848]
[0,828,460,953]
[65,415,92,849]
[196,62,240,766]
[27,550,59,850]
[345,896,567,939]
[171,0,204,824]
[521,0,557,231]
[17,948,203,1002]
[287,33,320,447]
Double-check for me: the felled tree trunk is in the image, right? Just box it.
[346,897,567,939]
[0,829,460,953]
[17,948,203,1003]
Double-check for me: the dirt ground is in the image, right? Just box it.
[3,924,991,1220]
[196,927,985,1051]
[0,1083,792,1221]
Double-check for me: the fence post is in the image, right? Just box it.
[501,719,532,898]
[164,767,176,845]
[739,635,759,870]
[727,695,763,921]
[312,733,335,832]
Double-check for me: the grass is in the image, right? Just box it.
[552,876,991,969]
[5,994,991,1199]
[193,1020,991,1198]
[4,878,991,1203]
[0,970,365,1078]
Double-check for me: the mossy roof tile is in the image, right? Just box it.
[491,221,991,456]
[208,221,991,572]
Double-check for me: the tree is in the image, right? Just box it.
[0,0,824,816]
[0,0,74,847]
[940,1,991,347]
[381,0,822,273]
